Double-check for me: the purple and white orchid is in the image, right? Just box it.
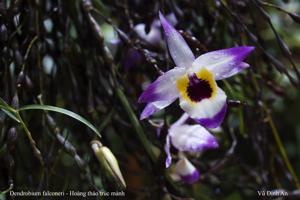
[124,13,178,70]
[139,12,254,128]
[172,156,200,184]
[134,13,177,46]
[165,113,218,168]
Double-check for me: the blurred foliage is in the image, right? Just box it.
[0,0,300,199]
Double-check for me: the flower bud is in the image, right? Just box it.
[14,50,23,66]
[11,93,19,109]
[91,140,126,189]
[17,71,25,86]
[7,127,18,149]
[25,75,33,89]
[0,24,8,42]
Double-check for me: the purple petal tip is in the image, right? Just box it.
[138,96,144,103]
[181,170,200,184]
[197,134,219,151]
[230,46,255,59]
[139,114,146,120]
[159,11,173,35]
[140,103,159,120]
[243,46,255,54]
[165,158,171,168]
[138,85,158,103]
[207,137,219,149]
[195,103,228,129]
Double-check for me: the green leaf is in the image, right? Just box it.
[0,97,9,107]
[0,97,20,123]
[18,105,101,138]
[0,108,20,123]
[0,182,13,196]
[116,88,156,161]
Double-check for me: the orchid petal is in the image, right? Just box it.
[153,13,178,28]
[135,13,178,45]
[134,23,161,45]
[195,103,227,128]
[192,46,254,80]
[169,124,219,152]
[140,99,176,120]
[175,157,200,184]
[159,12,195,68]
[138,67,185,103]
[165,135,172,168]
[179,87,227,128]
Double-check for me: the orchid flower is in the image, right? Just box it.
[134,13,177,46]
[139,12,254,128]
[165,113,218,167]
[124,13,177,70]
[172,156,200,184]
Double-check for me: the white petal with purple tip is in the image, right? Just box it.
[169,124,219,152]
[138,67,185,103]
[159,12,195,68]
[175,157,200,184]
[140,99,176,120]
[215,62,249,79]
[191,46,254,80]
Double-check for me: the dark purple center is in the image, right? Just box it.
[186,73,213,102]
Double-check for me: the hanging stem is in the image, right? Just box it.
[264,106,300,189]
[116,88,157,162]
[15,111,44,166]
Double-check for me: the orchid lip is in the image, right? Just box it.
[187,73,213,102]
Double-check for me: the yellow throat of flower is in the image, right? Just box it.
[176,68,217,104]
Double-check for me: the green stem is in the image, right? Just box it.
[0,102,43,165]
[116,88,156,162]
[21,36,38,71]
[15,111,44,166]
[265,106,300,189]
[98,108,115,133]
